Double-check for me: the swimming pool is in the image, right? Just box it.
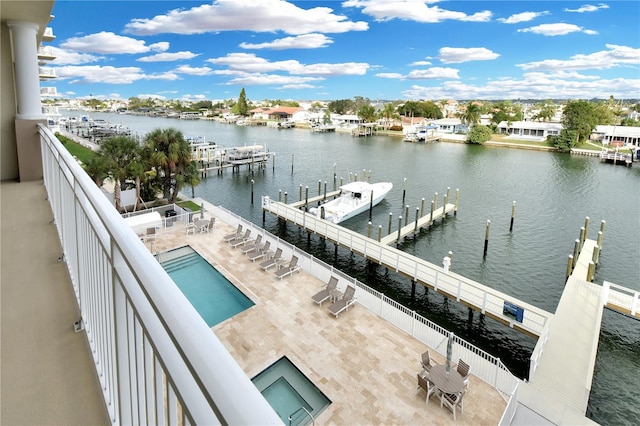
[160,246,254,327]
[252,357,331,425]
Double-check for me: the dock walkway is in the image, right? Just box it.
[380,203,456,245]
[262,197,552,338]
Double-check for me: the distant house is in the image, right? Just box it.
[249,106,302,121]
[429,118,466,134]
[497,121,562,141]
[591,125,640,147]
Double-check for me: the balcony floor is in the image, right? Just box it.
[151,215,508,425]
[1,180,110,425]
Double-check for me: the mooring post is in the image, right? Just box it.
[411,280,416,302]
[388,212,393,235]
[278,190,282,202]
[299,184,303,201]
[414,207,419,234]
[362,169,366,182]
[454,188,459,216]
[483,219,491,257]
[333,163,337,189]
[397,216,403,244]
[566,255,574,280]
[320,206,325,219]
[448,251,453,267]
[579,227,586,249]
[402,178,407,203]
[305,186,309,210]
[251,179,254,204]
[284,192,288,204]
[340,177,343,188]
[324,181,327,201]
[573,239,580,264]
[291,154,294,175]
[405,205,409,226]
[593,245,601,265]
[599,220,606,249]
[444,187,450,217]
[368,221,372,238]
[429,200,435,228]
[510,201,516,232]
[318,180,321,196]
[369,190,374,220]
[421,197,425,216]
[584,216,590,240]
[378,225,382,242]
[587,261,595,282]
[272,153,275,172]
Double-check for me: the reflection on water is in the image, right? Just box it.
[80,111,639,424]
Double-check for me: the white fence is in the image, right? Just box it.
[38,125,281,425]
[212,204,521,400]
[262,196,551,338]
[603,280,640,318]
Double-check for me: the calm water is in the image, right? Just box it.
[77,111,640,425]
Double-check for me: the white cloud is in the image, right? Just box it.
[409,60,432,67]
[124,0,368,36]
[181,94,208,101]
[173,65,213,76]
[149,42,170,52]
[498,11,550,24]
[438,47,500,64]
[218,72,323,87]
[518,44,640,71]
[138,94,167,100]
[60,31,161,54]
[138,52,201,62]
[54,65,147,84]
[240,34,333,50]
[517,23,598,36]
[564,3,610,13]
[343,0,491,23]
[376,67,460,80]
[207,53,369,76]
[49,46,102,65]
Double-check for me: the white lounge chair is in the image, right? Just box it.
[260,248,282,271]
[241,235,263,254]
[327,285,356,317]
[223,224,242,242]
[311,276,338,305]
[248,241,271,262]
[229,230,251,248]
[274,256,301,280]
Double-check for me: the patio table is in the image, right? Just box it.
[428,364,464,395]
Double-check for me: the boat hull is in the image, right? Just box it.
[310,182,393,224]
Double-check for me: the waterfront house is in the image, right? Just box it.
[497,120,562,141]
[590,125,640,147]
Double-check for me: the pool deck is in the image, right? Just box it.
[150,220,507,424]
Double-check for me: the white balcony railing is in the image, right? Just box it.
[39,67,57,79]
[37,124,282,426]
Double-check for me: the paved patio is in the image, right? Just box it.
[149,217,508,424]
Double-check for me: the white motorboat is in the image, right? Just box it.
[309,181,393,224]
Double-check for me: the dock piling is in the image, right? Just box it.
[284,192,288,204]
[397,216,402,244]
[318,180,321,196]
[579,227,586,249]
[278,190,281,202]
[378,225,382,242]
[421,198,425,216]
[305,186,309,210]
[291,154,294,175]
[587,261,595,282]
[510,201,516,232]
[429,201,435,228]
[483,219,491,257]
[368,221,372,238]
[405,205,409,226]
[299,184,302,201]
[566,255,574,280]
[369,190,374,220]
[402,178,406,203]
[593,245,601,265]
[572,239,580,264]
[434,192,438,211]
[454,188,459,215]
[388,212,393,235]
[324,181,327,201]
[414,208,419,234]
[584,216,590,240]
[251,179,254,204]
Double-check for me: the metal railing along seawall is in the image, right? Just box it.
[38,124,281,425]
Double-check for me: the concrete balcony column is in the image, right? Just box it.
[7,20,43,119]
[6,20,45,181]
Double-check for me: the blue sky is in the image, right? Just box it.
[47,0,639,102]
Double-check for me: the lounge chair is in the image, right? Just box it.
[248,241,271,262]
[327,285,356,318]
[229,230,251,248]
[223,224,243,242]
[274,256,301,280]
[241,235,263,254]
[260,248,282,271]
[311,276,338,305]
[441,388,466,421]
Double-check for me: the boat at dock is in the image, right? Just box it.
[226,144,270,165]
[309,181,393,224]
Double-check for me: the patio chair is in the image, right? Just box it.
[259,248,282,271]
[185,221,196,235]
[144,227,156,242]
[241,235,263,254]
[441,388,466,421]
[327,285,356,318]
[229,230,251,248]
[203,217,216,233]
[311,276,338,305]
[457,359,470,389]
[416,372,440,404]
[274,256,301,280]
[223,224,243,242]
[248,241,271,262]
[421,350,438,375]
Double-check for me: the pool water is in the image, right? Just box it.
[160,246,254,327]
[252,357,330,425]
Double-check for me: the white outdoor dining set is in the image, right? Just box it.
[417,350,471,421]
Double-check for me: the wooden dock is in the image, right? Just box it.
[262,196,552,338]
[379,203,456,245]
[288,190,342,209]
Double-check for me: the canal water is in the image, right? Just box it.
[72,111,639,425]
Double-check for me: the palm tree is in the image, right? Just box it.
[145,128,192,203]
[458,102,482,127]
[185,162,202,198]
[380,103,397,130]
[83,154,110,187]
[100,135,140,211]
